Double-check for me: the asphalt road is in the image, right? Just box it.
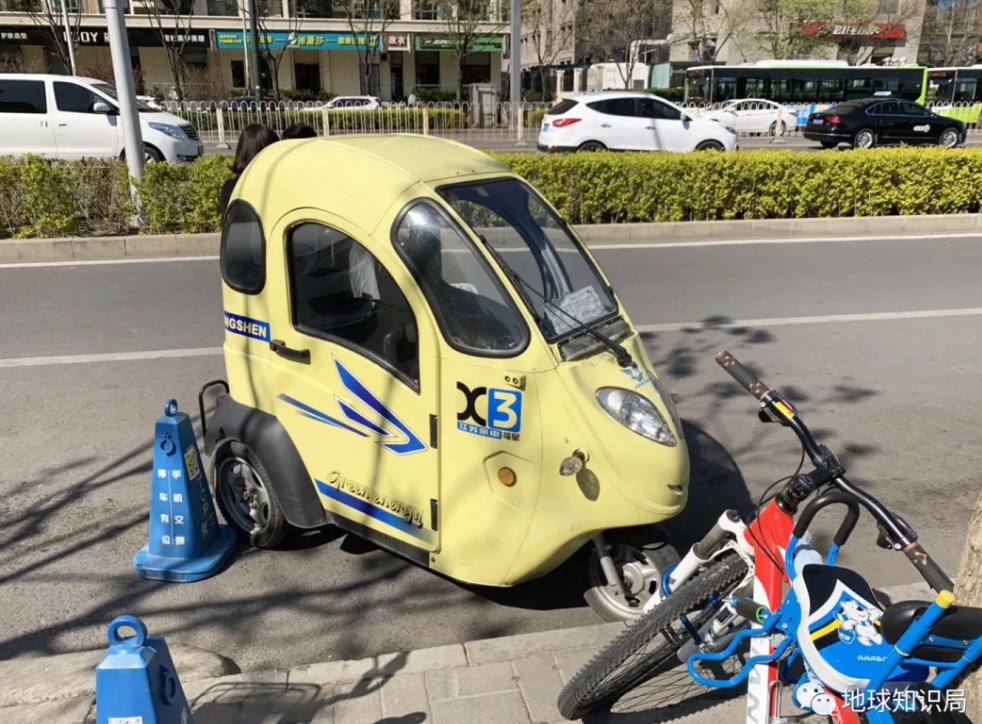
[203,133,982,156]
[3,234,982,671]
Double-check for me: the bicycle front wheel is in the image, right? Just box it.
[558,550,749,720]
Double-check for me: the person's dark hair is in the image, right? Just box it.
[282,123,317,140]
[233,124,279,175]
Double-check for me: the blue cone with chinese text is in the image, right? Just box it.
[134,399,236,582]
[96,615,196,724]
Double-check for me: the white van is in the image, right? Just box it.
[0,74,203,163]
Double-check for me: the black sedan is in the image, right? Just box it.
[803,98,966,149]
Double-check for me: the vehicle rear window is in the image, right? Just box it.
[586,98,637,117]
[548,99,578,116]
[0,79,47,114]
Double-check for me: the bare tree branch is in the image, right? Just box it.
[577,0,667,90]
[337,0,401,96]
[919,0,982,65]
[435,0,506,102]
[523,0,575,100]
[255,0,305,101]
[18,0,82,73]
[145,0,197,101]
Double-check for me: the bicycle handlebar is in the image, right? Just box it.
[715,350,770,400]
[715,348,954,594]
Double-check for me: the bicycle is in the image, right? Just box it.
[558,349,982,723]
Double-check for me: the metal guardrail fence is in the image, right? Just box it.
[164,100,982,147]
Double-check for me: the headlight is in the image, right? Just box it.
[148,123,188,140]
[596,388,676,446]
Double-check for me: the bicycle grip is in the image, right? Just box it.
[903,542,954,594]
[715,350,770,401]
[733,597,769,624]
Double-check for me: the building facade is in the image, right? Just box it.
[0,0,506,101]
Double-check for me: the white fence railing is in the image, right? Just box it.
[164,99,982,146]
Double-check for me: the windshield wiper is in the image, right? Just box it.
[477,235,633,368]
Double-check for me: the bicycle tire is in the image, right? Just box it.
[558,551,750,720]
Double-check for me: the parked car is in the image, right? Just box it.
[326,96,380,110]
[537,92,738,153]
[701,98,798,136]
[0,74,203,163]
[137,95,164,111]
[804,97,966,149]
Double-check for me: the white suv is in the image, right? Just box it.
[0,74,203,163]
[538,92,738,153]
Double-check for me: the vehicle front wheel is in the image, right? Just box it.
[820,140,838,149]
[939,128,961,148]
[584,540,679,621]
[852,128,876,149]
[695,140,725,151]
[577,141,606,152]
[213,440,292,548]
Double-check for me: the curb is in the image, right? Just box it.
[3,215,982,263]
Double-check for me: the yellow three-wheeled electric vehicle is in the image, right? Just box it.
[201,135,690,620]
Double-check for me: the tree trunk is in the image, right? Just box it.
[538,66,547,102]
[955,485,982,721]
[170,56,184,102]
[456,58,464,103]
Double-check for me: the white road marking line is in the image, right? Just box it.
[3,307,981,369]
[0,347,223,368]
[0,256,218,270]
[589,232,982,250]
[3,231,982,269]
[635,308,982,333]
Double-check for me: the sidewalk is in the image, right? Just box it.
[1,581,935,724]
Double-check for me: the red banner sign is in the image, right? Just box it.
[794,22,906,40]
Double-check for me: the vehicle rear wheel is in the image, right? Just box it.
[939,128,961,148]
[585,542,679,622]
[695,140,725,151]
[820,141,838,149]
[213,440,292,549]
[559,551,750,720]
[577,141,606,152]
[852,128,876,149]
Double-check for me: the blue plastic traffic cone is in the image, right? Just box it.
[96,615,195,724]
[134,399,237,582]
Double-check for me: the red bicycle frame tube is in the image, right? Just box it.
[742,500,860,724]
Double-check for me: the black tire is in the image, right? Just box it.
[695,140,725,151]
[820,141,838,149]
[939,128,961,148]
[212,440,292,548]
[577,141,606,152]
[558,551,749,720]
[144,145,165,163]
[852,128,876,149]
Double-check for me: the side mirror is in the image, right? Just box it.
[92,100,114,114]
[681,113,691,123]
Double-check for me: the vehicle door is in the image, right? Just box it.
[868,101,900,142]
[584,97,644,150]
[259,208,441,557]
[743,101,774,134]
[636,97,689,151]
[51,80,121,159]
[0,78,56,157]
[899,102,937,143]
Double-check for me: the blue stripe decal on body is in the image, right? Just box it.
[279,394,368,437]
[315,480,433,544]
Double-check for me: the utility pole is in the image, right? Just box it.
[509,0,521,111]
[60,0,77,74]
[240,0,251,89]
[104,0,145,217]
[248,0,263,103]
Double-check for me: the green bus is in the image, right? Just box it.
[927,67,982,124]
[684,61,929,106]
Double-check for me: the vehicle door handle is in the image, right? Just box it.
[58,123,68,127]
[646,126,655,129]
[601,123,611,128]
[270,339,310,364]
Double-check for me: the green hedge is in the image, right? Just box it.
[5,147,982,238]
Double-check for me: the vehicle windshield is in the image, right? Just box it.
[439,179,618,342]
[91,83,155,112]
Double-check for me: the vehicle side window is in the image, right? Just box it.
[54,82,105,114]
[221,201,265,294]
[289,223,419,384]
[901,102,929,117]
[637,98,682,120]
[0,79,47,114]
[871,102,899,116]
[586,98,637,117]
